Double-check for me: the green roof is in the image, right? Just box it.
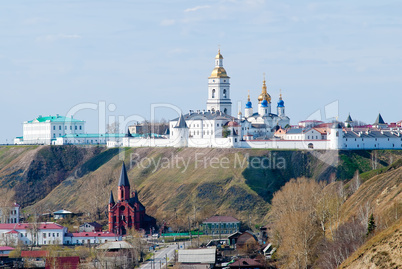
[61,133,125,138]
[27,115,84,123]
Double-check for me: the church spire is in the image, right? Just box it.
[118,162,130,201]
[258,73,271,104]
[109,190,115,204]
[118,162,130,187]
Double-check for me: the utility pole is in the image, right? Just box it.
[188,216,192,245]
[165,254,168,269]
[219,221,221,241]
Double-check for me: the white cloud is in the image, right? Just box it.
[36,34,82,42]
[23,17,48,25]
[160,19,175,26]
[184,5,211,12]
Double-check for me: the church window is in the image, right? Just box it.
[70,126,72,130]
[59,126,61,130]
[217,124,219,127]
[212,89,215,98]
[53,126,55,130]
[80,126,82,130]
[223,89,227,98]
[75,126,77,130]
[224,108,227,114]
[65,126,67,130]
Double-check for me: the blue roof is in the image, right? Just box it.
[246,101,252,109]
[261,100,268,108]
[277,99,284,107]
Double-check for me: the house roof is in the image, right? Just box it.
[343,130,399,139]
[172,111,236,122]
[53,210,72,214]
[6,230,19,234]
[0,222,65,230]
[229,258,263,267]
[80,222,103,228]
[203,216,240,223]
[96,241,134,250]
[285,128,304,134]
[45,256,80,269]
[0,246,15,251]
[27,115,84,123]
[70,232,119,238]
[178,247,216,264]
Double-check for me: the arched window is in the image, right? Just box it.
[223,89,227,98]
[224,108,227,114]
[212,89,215,98]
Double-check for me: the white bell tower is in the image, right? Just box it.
[206,50,232,115]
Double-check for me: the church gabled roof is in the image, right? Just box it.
[118,162,130,187]
[174,114,188,128]
[109,191,115,204]
[374,113,385,125]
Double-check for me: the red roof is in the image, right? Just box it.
[45,256,80,269]
[230,258,263,267]
[203,216,240,223]
[6,230,19,234]
[0,246,15,251]
[0,222,65,230]
[228,121,240,127]
[71,232,119,237]
[21,251,49,258]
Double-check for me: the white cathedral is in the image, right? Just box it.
[115,50,402,150]
[121,50,294,148]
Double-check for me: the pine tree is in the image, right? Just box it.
[367,213,376,236]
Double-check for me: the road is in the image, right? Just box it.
[140,243,182,269]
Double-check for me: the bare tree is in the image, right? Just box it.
[83,175,106,221]
[106,122,120,134]
[349,170,361,195]
[0,188,16,223]
[271,178,325,269]
[315,219,365,269]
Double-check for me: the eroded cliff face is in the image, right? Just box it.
[1,146,401,224]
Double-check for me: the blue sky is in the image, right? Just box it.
[1,0,401,143]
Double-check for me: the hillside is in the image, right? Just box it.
[339,219,402,269]
[1,146,401,228]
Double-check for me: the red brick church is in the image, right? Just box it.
[108,163,155,235]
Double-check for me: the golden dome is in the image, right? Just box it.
[209,67,229,78]
[258,78,271,103]
[215,49,224,59]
